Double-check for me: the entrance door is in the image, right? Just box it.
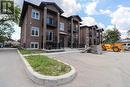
[60,35,65,48]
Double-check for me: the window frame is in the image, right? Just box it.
[128,44,130,46]
[46,31,53,42]
[59,22,64,31]
[31,27,39,37]
[31,9,40,20]
[30,42,39,49]
[76,25,78,30]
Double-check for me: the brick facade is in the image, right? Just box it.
[19,1,103,49]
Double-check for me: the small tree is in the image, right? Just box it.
[127,30,130,38]
[0,3,21,43]
[103,28,121,44]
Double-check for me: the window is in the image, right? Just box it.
[32,9,40,20]
[47,17,53,24]
[123,44,126,46]
[96,32,99,37]
[60,22,64,31]
[30,42,39,49]
[31,27,39,36]
[76,25,78,30]
[46,31,53,41]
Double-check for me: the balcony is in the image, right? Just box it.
[73,28,78,33]
[68,28,78,33]
[68,29,71,33]
[89,34,92,37]
[46,17,57,27]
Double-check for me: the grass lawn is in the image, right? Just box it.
[19,49,43,55]
[26,55,71,76]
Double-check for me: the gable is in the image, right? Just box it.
[40,2,64,14]
[73,16,82,22]
[73,17,80,22]
[46,5,59,13]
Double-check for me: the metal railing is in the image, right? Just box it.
[46,17,57,27]
[45,42,64,50]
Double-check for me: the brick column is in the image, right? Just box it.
[78,22,80,47]
[91,27,95,45]
[95,30,97,45]
[43,7,47,49]
[57,12,60,48]
[86,27,89,47]
[100,30,103,44]
[71,18,74,48]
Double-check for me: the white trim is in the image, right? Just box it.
[30,42,39,49]
[31,27,39,37]
[31,9,40,20]
[59,22,64,31]
[46,30,53,42]
[59,32,67,35]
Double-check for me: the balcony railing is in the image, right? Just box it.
[68,28,79,33]
[45,42,64,50]
[46,17,57,27]
[73,28,78,33]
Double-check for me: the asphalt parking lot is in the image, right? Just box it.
[49,51,130,87]
[1,49,130,87]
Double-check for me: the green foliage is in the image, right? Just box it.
[127,30,130,36]
[0,5,21,25]
[19,49,33,54]
[0,22,15,42]
[0,3,21,42]
[26,55,71,76]
[19,49,43,55]
[0,36,7,43]
[103,29,121,44]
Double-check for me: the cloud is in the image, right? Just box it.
[15,0,81,17]
[98,22,105,28]
[28,0,81,16]
[103,5,130,39]
[81,16,97,26]
[60,0,81,16]
[100,9,112,15]
[81,16,105,28]
[109,5,130,38]
[84,0,104,15]
[106,25,115,30]
[110,5,130,29]
[85,1,99,15]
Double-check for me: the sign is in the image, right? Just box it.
[0,1,14,14]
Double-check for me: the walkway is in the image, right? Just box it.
[0,49,43,87]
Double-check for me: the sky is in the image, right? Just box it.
[12,0,130,40]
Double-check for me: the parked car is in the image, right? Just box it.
[0,43,3,48]
[122,43,130,51]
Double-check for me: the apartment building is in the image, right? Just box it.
[80,25,104,48]
[19,1,103,50]
[19,1,81,49]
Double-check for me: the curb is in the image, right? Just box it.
[0,48,17,51]
[43,49,65,53]
[17,50,76,87]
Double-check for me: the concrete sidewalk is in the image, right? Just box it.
[0,49,43,87]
